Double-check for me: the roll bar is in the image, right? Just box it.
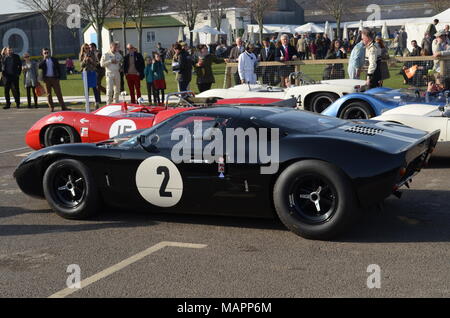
[165,91,196,109]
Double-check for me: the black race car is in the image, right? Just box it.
[14,106,439,240]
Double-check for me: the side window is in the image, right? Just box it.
[146,114,231,149]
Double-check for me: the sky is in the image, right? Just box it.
[1,0,30,14]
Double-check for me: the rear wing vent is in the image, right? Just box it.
[345,125,384,136]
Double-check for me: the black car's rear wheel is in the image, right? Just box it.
[273,160,358,240]
[43,159,100,219]
[44,125,79,147]
[340,101,375,119]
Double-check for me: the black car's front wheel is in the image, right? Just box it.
[273,160,358,240]
[43,159,100,219]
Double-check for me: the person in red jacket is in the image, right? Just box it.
[123,44,145,104]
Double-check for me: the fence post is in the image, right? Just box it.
[295,63,301,86]
[224,64,232,88]
[440,57,448,77]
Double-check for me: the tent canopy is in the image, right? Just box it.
[295,22,325,33]
[246,24,301,34]
[192,25,225,35]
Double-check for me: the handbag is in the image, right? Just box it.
[35,83,46,97]
[153,79,166,90]
[405,65,418,79]
[172,61,180,73]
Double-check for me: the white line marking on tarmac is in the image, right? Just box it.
[15,151,33,157]
[0,147,29,155]
[48,241,207,298]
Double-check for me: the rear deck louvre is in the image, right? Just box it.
[345,125,384,136]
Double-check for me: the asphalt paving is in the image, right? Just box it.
[0,107,449,298]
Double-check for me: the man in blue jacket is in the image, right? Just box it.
[348,41,366,79]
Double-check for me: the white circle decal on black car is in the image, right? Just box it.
[135,156,183,207]
[109,119,137,138]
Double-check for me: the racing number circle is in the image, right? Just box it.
[135,156,183,207]
[109,119,137,138]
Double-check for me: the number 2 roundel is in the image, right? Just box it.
[135,156,183,207]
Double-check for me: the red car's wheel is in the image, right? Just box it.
[44,125,79,148]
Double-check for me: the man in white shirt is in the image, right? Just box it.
[362,28,381,88]
[432,31,450,72]
[238,44,257,84]
[101,42,123,104]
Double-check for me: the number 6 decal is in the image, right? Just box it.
[136,156,183,207]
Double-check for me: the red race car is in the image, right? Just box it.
[25,96,296,150]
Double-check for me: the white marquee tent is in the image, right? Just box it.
[242,8,450,48]
[404,8,450,51]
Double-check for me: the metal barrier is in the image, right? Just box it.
[223,56,450,89]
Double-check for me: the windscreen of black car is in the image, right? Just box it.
[256,109,348,133]
[143,113,233,149]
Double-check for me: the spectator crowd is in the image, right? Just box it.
[1,18,449,112]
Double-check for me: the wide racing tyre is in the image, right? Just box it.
[44,125,79,147]
[309,93,338,113]
[43,159,100,219]
[273,160,358,240]
[340,101,375,119]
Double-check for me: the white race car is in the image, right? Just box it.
[197,73,366,113]
[373,103,450,157]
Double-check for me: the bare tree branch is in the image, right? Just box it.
[114,0,134,53]
[129,0,155,53]
[317,0,347,39]
[426,0,450,13]
[18,0,67,55]
[76,0,118,53]
[173,0,202,47]
[241,0,275,43]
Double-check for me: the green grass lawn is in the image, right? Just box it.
[0,60,409,101]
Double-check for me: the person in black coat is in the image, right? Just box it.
[2,47,22,109]
[172,43,193,92]
[323,39,347,80]
[275,34,298,87]
[258,38,277,86]
[123,44,145,104]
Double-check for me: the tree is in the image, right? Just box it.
[18,0,67,55]
[427,0,450,14]
[208,0,226,32]
[76,0,118,53]
[317,0,346,40]
[114,0,133,53]
[244,0,274,43]
[130,0,154,53]
[174,0,201,47]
